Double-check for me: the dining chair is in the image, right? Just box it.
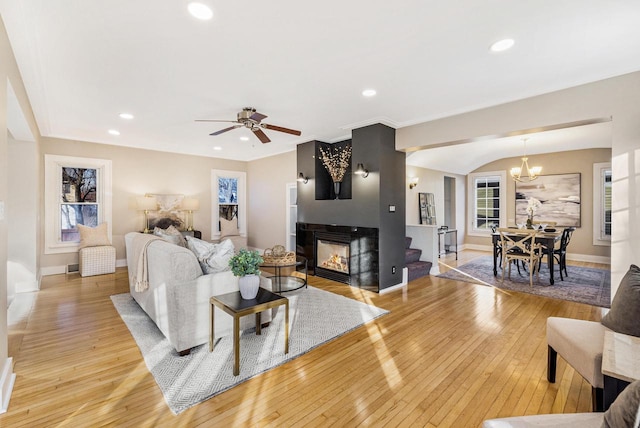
[490,224,502,265]
[553,227,576,281]
[498,228,543,287]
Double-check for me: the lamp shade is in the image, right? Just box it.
[136,196,157,211]
[181,197,200,211]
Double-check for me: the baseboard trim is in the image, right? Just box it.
[0,358,16,414]
[380,271,407,295]
[116,258,127,268]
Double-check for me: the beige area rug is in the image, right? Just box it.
[111,286,388,414]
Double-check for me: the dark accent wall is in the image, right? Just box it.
[297,123,406,291]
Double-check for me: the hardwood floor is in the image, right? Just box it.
[1,250,606,427]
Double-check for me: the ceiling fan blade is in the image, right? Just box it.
[196,119,239,123]
[249,111,267,122]
[210,125,240,136]
[252,128,271,143]
[264,124,302,136]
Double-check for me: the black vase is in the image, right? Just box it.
[333,182,341,199]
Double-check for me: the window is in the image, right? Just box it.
[593,162,612,246]
[211,169,246,239]
[467,171,506,236]
[45,155,112,254]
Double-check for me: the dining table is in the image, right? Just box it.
[492,228,563,285]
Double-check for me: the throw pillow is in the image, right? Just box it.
[185,236,235,274]
[78,223,110,249]
[153,225,186,247]
[602,379,640,428]
[220,217,240,238]
[601,265,640,337]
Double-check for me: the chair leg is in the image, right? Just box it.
[547,345,557,383]
[592,387,604,412]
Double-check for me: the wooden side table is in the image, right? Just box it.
[209,287,289,376]
[602,330,640,410]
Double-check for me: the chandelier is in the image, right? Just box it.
[510,138,542,182]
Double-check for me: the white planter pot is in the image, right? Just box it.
[238,274,260,299]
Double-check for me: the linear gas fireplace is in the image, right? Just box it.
[297,223,379,291]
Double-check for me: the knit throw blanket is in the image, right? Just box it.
[129,234,162,292]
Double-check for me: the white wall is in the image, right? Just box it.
[405,165,466,244]
[8,137,38,296]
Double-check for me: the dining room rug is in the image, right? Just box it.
[111,286,389,414]
[437,256,611,308]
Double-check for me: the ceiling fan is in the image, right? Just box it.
[196,107,301,143]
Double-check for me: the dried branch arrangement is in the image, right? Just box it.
[319,145,352,183]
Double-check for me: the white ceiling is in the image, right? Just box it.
[406,120,613,175]
[1,1,638,164]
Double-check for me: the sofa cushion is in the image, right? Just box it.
[601,264,640,337]
[153,225,187,247]
[602,379,640,428]
[186,236,234,274]
[78,222,110,249]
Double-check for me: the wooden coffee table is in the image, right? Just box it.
[209,287,289,376]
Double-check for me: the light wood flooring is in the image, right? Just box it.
[1,250,608,427]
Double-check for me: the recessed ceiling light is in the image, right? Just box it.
[362,89,377,97]
[490,38,515,52]
[188,2,213,20]
[108,129,120,136]
[119,113,134,120]
[240,136,250,141]
[213,146,222,151]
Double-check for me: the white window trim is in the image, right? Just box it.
[593,162,612,246]
[211,169,246,240]
[467,170,507,237]
[44,154,112,254]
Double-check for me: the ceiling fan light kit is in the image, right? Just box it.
[196,107,301,144]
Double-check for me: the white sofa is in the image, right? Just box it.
[124,232,272,355]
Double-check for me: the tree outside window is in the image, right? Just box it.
[60,167,99,242]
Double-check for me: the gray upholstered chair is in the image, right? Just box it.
[547,317,609,411]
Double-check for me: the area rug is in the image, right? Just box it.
[111,286,388,414]
[437,256,611,308]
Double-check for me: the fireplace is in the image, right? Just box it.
[317,239,350,274]
[297,223,379,290]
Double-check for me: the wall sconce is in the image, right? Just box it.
[409,177,419,189]
[181,197,200,231]
[354,163,369,178]
[136,195,158,233]
[297,172,308,184]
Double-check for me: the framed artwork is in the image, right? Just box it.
[515,173,581,227]
[419,192,436,225]
[147,194,186,230]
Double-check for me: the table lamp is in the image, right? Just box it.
[136,196,157,233]
[181,197,200,231]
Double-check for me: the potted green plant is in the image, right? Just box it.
[229,249,264,299]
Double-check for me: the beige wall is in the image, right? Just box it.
[39,137,248,268]
[397,72,640,296]
[466,148,611,259]
[247,150,297,250]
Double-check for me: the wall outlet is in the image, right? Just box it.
[392,266,396,274]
